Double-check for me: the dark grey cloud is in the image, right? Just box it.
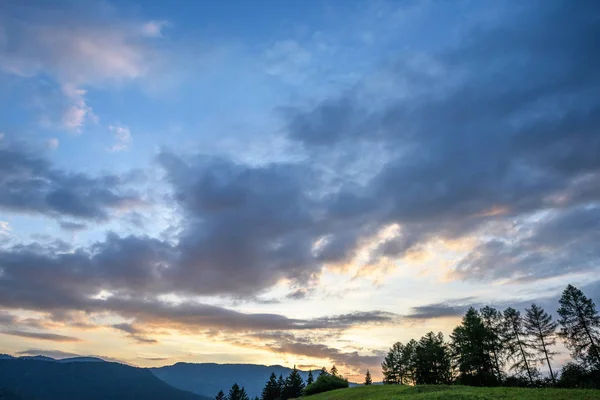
[453,206,600,282]
[111,323,157,344]
[59,221,88,231]
[0,138,144,221]
[2,330,80,342]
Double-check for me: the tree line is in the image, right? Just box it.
[380,284,600,388]
[215,366,348,400]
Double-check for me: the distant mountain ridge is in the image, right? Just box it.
[0,358,210,400]
[0,354,344,399]
[151,362,319,398]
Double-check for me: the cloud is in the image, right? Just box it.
[59,221,88,231]
[16,349,81,359]
[111,323,157,344]
[0,136,144,221]
[108,124,132,152]
[45,138,59,149]
[0,221,10,236]
[2,330,80,342]
[0,1,161,130]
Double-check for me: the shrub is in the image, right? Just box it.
[303,374,348,396]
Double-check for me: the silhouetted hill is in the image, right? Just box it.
[0,388,24,400]
[0,359,210,400]
[152,363,317,398]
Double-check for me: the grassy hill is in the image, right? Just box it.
[303,385,600,400]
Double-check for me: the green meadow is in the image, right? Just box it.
[303,385,600,400]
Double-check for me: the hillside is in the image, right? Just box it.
[303,385,600,400]
[0,359,210,400]
[151,362,316,398]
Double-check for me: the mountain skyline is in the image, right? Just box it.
[1,0,599,382]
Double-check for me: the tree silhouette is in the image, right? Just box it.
[261,372,280,400]
[524,303,558,384]
[282,366,304,400]
[215,390,226,400]
[558,284,600,368]
[480,306,507,382]
[414,332,452,385]
[450,308,496,386]
[330,365,338,377]
[307,370,314,385]
[364,369,372,385]
[503,307,536,385]
[228,383,249,400]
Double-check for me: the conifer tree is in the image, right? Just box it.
[381,342,402,384]
[282,366,304,400]
[524,303,558,384]
[229,383,249,400]
[330,365,338,377]
[414,332,452,385]
[503,307,536,385]
[215,390,226,400]
[364,369,372,385]
[261,372,280,400]
[480,306,506,382]
[277,375,285,396]
[319,367,327,376]
[558,284,600,368]
[450,308,496,386]
[306,370,314,385]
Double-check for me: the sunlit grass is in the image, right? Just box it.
[303,385,600,399]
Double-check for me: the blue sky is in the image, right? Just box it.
[1,0,599,380]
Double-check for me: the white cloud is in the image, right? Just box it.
[46,138,59,149]
[141,20,169,38]
[0,221,11,236]
[108,124,132,152]
[0,2,162,130]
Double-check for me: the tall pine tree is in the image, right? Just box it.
[480,306,506,382]
[558,284,600,369]
[282,366,304,400]
[364,370,372,385]
[330,365,338,377]
[524,303,558,384]
[261,372,280,400]
[277,375,285,396]
[503,307,536,385]
[450,308,496,386]
[414,332,452,385]
[307,370,314,385]
[229,383,250,400]
[215,390,226,400]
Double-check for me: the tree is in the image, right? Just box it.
[304,374,348,396]
[330,365,338,377]
[229,383,250,400]
[319,367,327,376]
[450,308,497,386]
[503,307,536,385]
[364,369,372,385]
[480,306,507,382]
[558,284,600,369]
[381,342,401,384]
[414,332,452,385]
[282,366,304,400]
[524,303,558,384]
[307,370,314,385]
[277,375,285,396]
[261,372,280,400]
[215,390,226,400]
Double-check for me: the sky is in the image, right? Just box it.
[0,0,599,381]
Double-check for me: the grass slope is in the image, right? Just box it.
[303,385,600,400]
